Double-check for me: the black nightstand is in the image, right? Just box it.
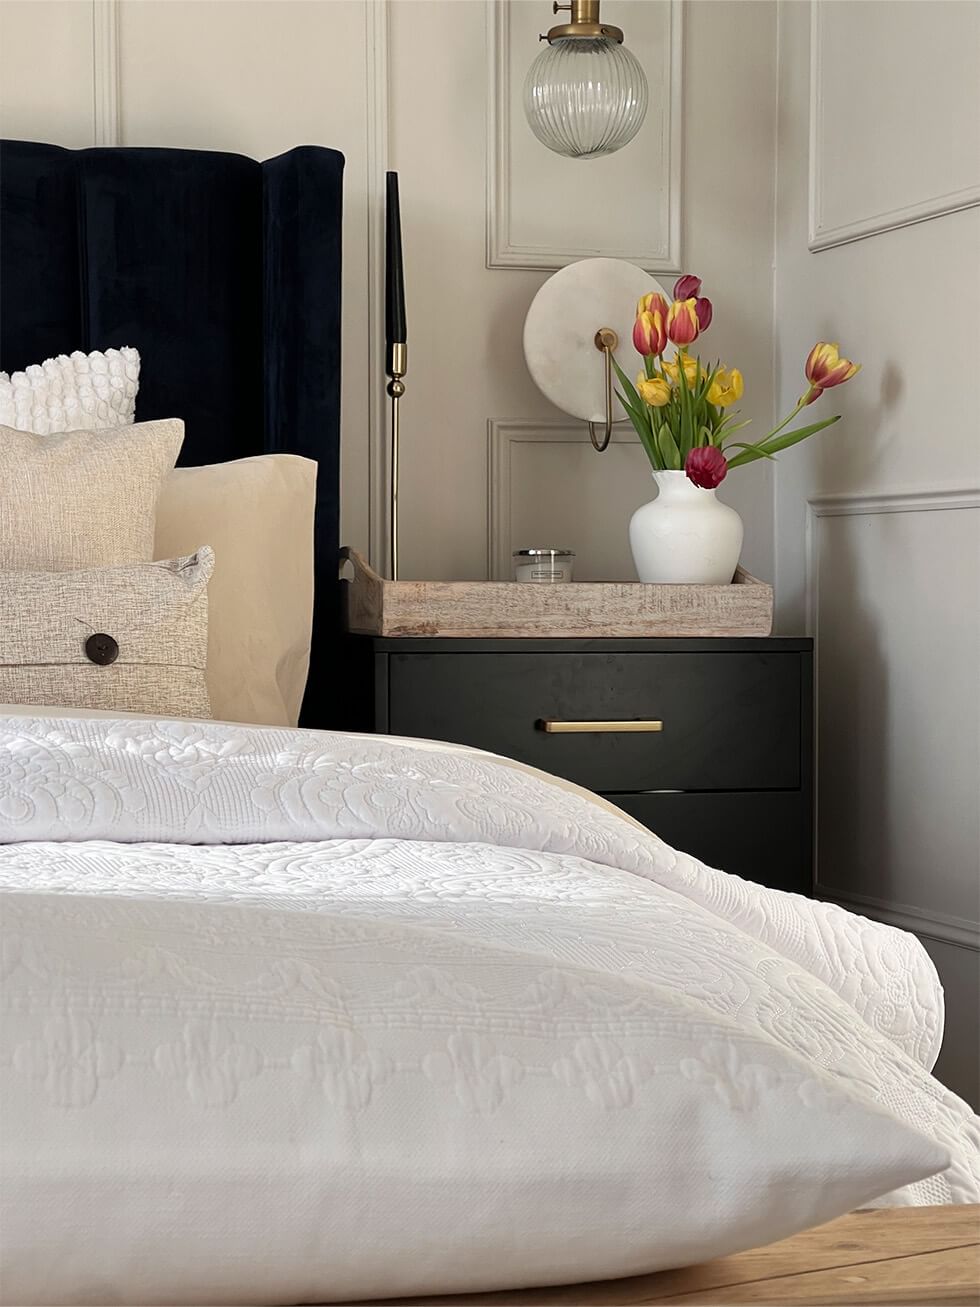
[344,636,813,895]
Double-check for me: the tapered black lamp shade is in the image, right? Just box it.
[385,171,406,373]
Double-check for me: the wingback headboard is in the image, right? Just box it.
[0,138,344,727]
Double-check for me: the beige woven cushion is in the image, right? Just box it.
[0,549,213,717]
[154,455,316,726]
[0,418,184,570]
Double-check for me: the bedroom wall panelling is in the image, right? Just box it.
[487,0,682,273]
[807,1,980,251]
[806,489,980,930]
[92,0,122,147]
[487,421,651,581]
[775,0,980,1107]
[0,2,98,148]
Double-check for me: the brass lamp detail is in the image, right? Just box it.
[589,327,618,452]
[541,0,624,44]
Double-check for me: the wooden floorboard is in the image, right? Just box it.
[357,1206,980,1307]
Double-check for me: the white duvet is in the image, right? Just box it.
[1,712,977,1304]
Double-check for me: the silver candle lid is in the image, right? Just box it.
[512,548,575,557]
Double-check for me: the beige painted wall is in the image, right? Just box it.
[0,0,777,583]
[0,1,96,148]
[773,0,980,1105]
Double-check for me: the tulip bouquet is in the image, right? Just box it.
[614,273,860,489]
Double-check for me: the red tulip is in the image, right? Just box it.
[637,291,670,322]
[633,309,668,357]
[802,342,861,404]
[685,445,728,489]
[673,274,702,301]
[695,297,713,331]
[666,298,700,347]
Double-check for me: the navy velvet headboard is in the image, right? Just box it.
[0,138,344,727]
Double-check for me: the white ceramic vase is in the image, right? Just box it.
[629,470,744,584]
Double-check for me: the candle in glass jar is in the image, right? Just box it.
[512,549,575,583]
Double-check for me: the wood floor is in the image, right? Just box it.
[362,1205,980,1306]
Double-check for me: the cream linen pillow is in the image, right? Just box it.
[0,418,183,570]
[154,455,316,726]
[0,549,213,717]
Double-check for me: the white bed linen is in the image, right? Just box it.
[0,707,946,1069]
[1,713,977,1305]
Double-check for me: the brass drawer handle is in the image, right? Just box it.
[536,719,664,734]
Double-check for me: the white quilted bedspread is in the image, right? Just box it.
[1,713,977,1303]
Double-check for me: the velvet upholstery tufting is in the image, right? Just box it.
[0,138,344,727]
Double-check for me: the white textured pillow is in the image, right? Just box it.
[0,549,212,717]
[0,347,139,433]
[0,418,183,570]
[0,718,960,1304]
[154,455,316,726]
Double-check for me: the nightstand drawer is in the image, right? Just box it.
[388,651,802,792]
[610,791,811,894]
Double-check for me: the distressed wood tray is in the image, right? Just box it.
[341,548,773,638]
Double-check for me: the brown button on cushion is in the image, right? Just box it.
[84,633,119,666]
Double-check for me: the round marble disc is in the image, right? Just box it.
[523,258,672,424]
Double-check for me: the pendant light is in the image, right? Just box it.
[524,0,649,159]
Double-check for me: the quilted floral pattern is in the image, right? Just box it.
[154,1022,262,1108]
[423,1033,524,1114]
[553,1036,653,1110]
[0,347,139,433]
[293,1029,391,1110]
[12,1014,124,1109]
[0,714,944,1068]
[0,711,976,1304]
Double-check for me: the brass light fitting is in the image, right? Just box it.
[525,0,648,158]
[589,327,618,452]
[542,0,624,44]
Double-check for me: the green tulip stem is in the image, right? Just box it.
[721,396,807,457]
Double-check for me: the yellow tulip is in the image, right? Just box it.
[636,374,672,407]
[707,367,744,408]
[662,353,699,387]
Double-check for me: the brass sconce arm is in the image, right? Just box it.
[588,327,618,452]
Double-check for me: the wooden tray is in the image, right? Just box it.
[341,548,773,639]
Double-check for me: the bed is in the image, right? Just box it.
[0,140,978,1307]
[0,138,343,728]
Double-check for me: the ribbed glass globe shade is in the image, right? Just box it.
[523,38,649,159]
